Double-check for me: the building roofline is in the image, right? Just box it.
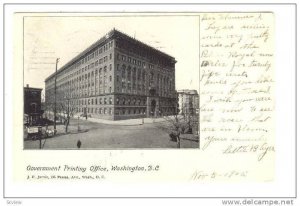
[177,89,198,95]
[45,28,176,82]
[24,87,43,91]
[113,29,176,60]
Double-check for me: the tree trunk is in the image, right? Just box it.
[65,117,70,133]
[176,134,181,148]
[39,138,42,149]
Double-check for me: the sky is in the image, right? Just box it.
[24,14,199,95]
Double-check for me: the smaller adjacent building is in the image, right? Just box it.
[177,89,199,116]
[24,84,43,125]
[177,89,199,135]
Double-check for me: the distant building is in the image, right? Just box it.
[24,84,43,125]
[177,89,199,116]
[45,29,177,120]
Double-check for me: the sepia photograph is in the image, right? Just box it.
[23,15,200,149]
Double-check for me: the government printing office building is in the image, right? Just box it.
[45,29,177,120]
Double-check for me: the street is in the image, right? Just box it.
[24,117,199,149]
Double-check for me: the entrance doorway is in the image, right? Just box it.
[150,99,156,116]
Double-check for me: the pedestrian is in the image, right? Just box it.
[77,140,82,149]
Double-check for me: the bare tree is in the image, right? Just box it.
[154,102,199,148]
[45,102,55,121]
[59,99,76,133]
[155,113,190,148]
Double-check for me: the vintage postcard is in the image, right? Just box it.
[15,11,275,180]
[3,3,297,200]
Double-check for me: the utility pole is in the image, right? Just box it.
[54,58,60,131]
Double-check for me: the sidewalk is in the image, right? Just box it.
[73,116,168,126]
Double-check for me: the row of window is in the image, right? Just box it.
[78,106,175,115]
[78,74,112,84]
[117,53,157,70]
[75,41,113,68]
[115,39,174,68]
[78,107,147,115]
[46,82,151,99]
[49,60,172,94]
[76,97,147,106]
[46,41,114,85]
[54,97,175,108]
[58,55,112,83]
[117,53,146,67]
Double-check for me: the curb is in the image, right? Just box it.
[74,118,169,126]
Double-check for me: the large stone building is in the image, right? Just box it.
[45,29,177,120]
[177,89,199,116]
[24,84,43,125]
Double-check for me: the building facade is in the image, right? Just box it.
[24,84,43,125]
[177,89,199,116]
[45,29,177,120]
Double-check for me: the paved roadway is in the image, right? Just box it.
[24,118,199,149]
